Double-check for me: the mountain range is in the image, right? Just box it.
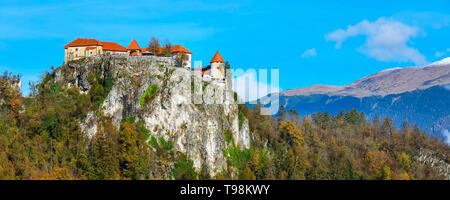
[272,57,450,138]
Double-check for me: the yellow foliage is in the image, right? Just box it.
[365,150,387,174]
[278,120,304,146]
[398,171,411,180]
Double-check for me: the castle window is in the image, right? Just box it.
[75,48,78,51]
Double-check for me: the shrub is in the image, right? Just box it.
[104,76,114,94]
[122,116,136,125]
[149,136,158,149]
[139,84,158,106]
[202,81,210,92]
[136,120,150,140]
[223,145,251,172]
[89,76,114,109]
[223,130,232,144]
[238,111,245,130]
[159,137,174,151]
[172,154,197,180]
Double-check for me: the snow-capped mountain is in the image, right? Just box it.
[282,57,450,98]
[272,57,450,138]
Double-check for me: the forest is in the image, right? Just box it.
[0,70,449,180]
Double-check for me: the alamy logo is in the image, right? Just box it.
[160,61,279,116]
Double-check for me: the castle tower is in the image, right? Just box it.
[127,39,141,56]
[210,51,225,80]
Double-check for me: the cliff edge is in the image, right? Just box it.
[53,56,250,177]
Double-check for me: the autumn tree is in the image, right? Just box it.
[119,121,151,179]
[175,52,188,67]
[161,39,172,56]
[279,120,304,146]
[90,121,121,180]
[278,121,307,179]
[147,37,161,55]
[278,105,287,124]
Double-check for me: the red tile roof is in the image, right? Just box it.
[65,38,191,54]
[64,38,99,48]
[99,41,127,52]
[211,51,224,63]
[171,45,193,54]
[127,39,141,50]
[85,47,96,50]
[149,45,192,55]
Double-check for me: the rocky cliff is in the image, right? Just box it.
[54,56,251,177]
[417,149,450,179]
[0,75,21,106]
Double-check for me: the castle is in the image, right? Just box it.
[64,38,225,81]
[64,38,192,68]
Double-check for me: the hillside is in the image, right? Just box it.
[1,56,252,179]
[56,56,251,178]
[0,56,449,180]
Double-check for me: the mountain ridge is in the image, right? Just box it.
[281,57,450,98]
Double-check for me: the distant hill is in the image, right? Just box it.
[270,57,450,138]
[277,85,450,137]
[282,57,450,98]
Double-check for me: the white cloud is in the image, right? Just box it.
[435,51,445,58]
[232,70,280,102]
[435,48,450,58]
[301,48,317,58]
[443,129,450,145]
[326,17,428,65]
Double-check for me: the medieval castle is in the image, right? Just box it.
[64,38,226,81]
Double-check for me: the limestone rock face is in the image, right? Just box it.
[10,80,21,96]
[54,56,251,177]
[417,149,450,179]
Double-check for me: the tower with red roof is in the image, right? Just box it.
[210,51,225,80]
[127,39,142,56]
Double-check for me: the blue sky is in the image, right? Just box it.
[1,0,450,96]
